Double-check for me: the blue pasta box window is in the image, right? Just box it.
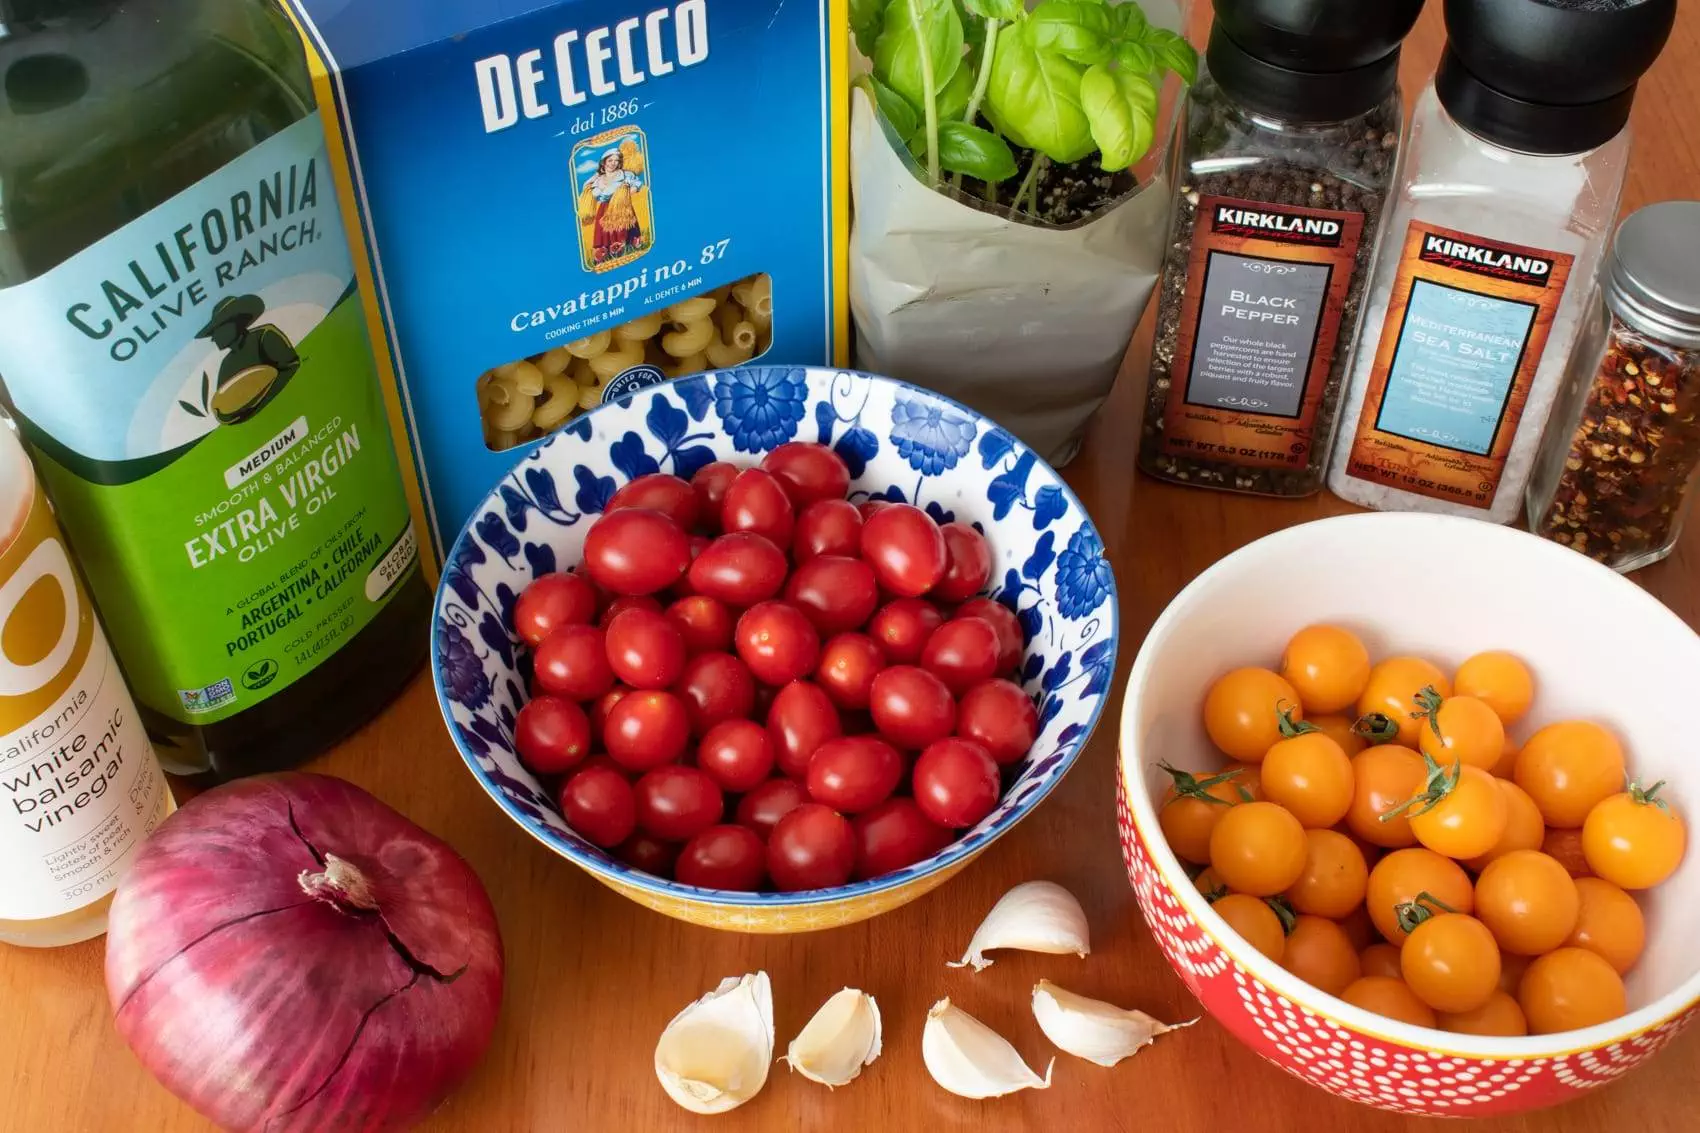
[279,0,851,567]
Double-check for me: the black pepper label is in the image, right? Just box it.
[1158,197,1366,470]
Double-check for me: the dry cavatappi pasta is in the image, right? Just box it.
[476,271,775,451]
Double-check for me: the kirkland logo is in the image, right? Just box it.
[1420,235,1555,287]
[1213,206,1345,247]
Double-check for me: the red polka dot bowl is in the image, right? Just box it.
[1117,512,1700,1116]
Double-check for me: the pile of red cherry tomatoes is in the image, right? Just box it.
[508,442,1040,893]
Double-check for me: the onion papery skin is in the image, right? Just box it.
[104,774,504,1132]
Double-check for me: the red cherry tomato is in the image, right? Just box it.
[807,735,904,814]
[762,442,851,507]
[664,595,735,656]
[858,499,892,522]
[513,573,596,646]
[667,535,711,599]
[608,473,700,531]
[577,754,631,780]
[869,665,956,749]
[588,685,631,743]
[515,695,592,775]
[604,689,690,772]
[860,504,946,597]
[697,719,775,792]
[633,765,724,842]
[735,601,821,686]
[735,778,810,839]
[616,833,679,876]
[794,498,863,561]
[934,523,993,603]
[957,678,1038,765]
[912,737,1001,828]
[676,825,767,890]
[955,599,1023,673]
[815,633,886,710]
[869,598,944,664]
[687,532,788,607]
[767,803,856,891]
[598,594,663,629]
[853,798,953,880]
[722,468,795,548]
[558,765,637,847]
[583,508,691,596]
[603,607,687,689]
[921,617,1002,695]
[534,624,616,701]
[767,680,843,779]
[691,462,739,531]
[785,555,879,635]
[672,651,756,735]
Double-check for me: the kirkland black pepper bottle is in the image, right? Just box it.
[0,0,428,779]
[1138,0,1423,497]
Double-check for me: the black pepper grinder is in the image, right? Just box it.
[1137,0,1424,498]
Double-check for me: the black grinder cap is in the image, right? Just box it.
[1206,0,1427,123]
[1438,0,1677,155]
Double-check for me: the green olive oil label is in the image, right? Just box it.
[0,115,418,726]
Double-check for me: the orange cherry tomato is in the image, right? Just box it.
[1541,826,1594,878]
[1340,976,1437,1028]
[1310,714,1367,758]
[1453,651,1535,726]
[1514,720,1626,828]
[1193,865,1229,900]
[1519,948,1626,1035]
[1158,762,1256,864]
[1565,876,1646,975]
[1260,727,1355,828]
[1475,850,1580,956]
[1465,779,1545,872]
[1282,916,1362,995]
[1365,848,1474,945]
[1405,760,1509,861]
[1337,904,1378,951]
[1400,911,1501,1014]
[1223,763,1265,802]
[1490,738,1521,780]
[1209,802,1308,896]
[1497,951,1531,995]
[1360,942,1403,980]
[1213,893,1287,962]
[1416,691,1506,772]
[1280,624,1371,714]
[1346,745,1427,849]
[1438,991,1528,1037]
[1284,829,1369,919]
[1581,781,1687,890]
[1357,656,1451,748]
[1204,667,1300,763]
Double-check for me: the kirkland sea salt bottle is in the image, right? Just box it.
[0,0,428,779]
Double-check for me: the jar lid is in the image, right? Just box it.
[1606,201,1700,349]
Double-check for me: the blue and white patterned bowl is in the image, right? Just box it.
[431,367,1117,932]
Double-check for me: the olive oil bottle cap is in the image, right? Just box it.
[1438,0,1677,156]
[1206,0,1426,124]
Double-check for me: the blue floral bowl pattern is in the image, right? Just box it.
[431,367,1118,932]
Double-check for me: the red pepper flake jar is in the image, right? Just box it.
[1527,201,1700,572]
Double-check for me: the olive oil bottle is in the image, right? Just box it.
[0,0,428,778]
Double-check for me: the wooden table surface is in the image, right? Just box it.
[7,7,1700,1132]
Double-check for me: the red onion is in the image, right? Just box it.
[105,774,504,1132]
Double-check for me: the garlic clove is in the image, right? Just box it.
[949,881,1091,972]
[1030,980,1199,1068]
[654,972,775,1114]
[782,987,883,1088]
[922,998,1055,1099]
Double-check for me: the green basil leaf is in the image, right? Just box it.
[985,22,1095,163]
[1112,1,1148,37]
[962,0,1024,19]
[1080,62,1157,171]
[850,0,886,56]
[937,120,1020,181]
[872,0,967,112]
[1028,0,1112,66]
[859,74,923,143]
[936,57,975,120]
[1146,27,1199,85]
[1114,40,1155,76]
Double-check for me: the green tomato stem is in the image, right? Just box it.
[963,18,1000,126]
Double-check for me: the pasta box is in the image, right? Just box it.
[280,0,851,564]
